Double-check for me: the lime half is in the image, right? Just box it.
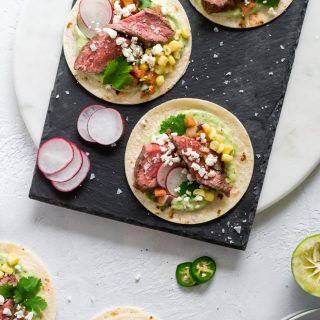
[292,234,320,297]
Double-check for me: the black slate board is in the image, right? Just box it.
[29,0,308,250]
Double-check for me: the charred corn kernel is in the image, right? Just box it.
[204,191,215,202]
[163,45,172,55]
[173,50,181,60]
[174,30,182,40]
[215,134,225,143]
[1,263,13,275]
[164,65,173,74]
[140,63,149,72]
[7,254,19,267]
[145,48,152,55]
[168,55,176,66]
[210,141,219,152]
[157,55,169,66]
[0,271,4,278]
[181,27,191,39]
[169,40,181,52]
[221,154,234,163]
[217,143,225,154]
[156,75,165,86]
[193,189,206,197]
[208,128,217,140]
[223,145,234,155]
[155,66,165,75]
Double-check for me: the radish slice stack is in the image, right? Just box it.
[37,137,91,192]
[77,105,124,145]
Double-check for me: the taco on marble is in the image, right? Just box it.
[63,0,192,104]
[189,0,293,28]
[0,243,56,320]
[125,99,254,224]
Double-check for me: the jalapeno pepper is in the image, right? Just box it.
[176,262,197,287]
[190,256,216,284]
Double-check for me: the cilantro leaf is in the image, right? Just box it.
[254,0,280,7]
[102,57,133,90]
[178,181,200,198]
[24,296,47,313]
[160,114,186,136]
[0,283,14,299]
[140,0,152,9]
[15,277,41,302]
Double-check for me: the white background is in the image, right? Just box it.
[1,1,320,320]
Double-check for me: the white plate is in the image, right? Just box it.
[13,0,320,213]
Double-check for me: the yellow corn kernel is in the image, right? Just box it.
[0,271,4,278]
[215,134,225,143]
[155,66,165,75]
[145,48,152,55]
[221,154,234,163]
[173,50,181,60]
[140,63,149,72]
[156,75,165,87]
[1,263,13,275]
[202,124,211,134]
[204,191,215,202]
[193,189,206,197]
[157,55,169,67]
[7,254,19,267]
[164,65,173,74]
[163,45,172,56]
[181,27,191,39]
[174,30,182,40]
[168,40,181,52]
[217,143,225,154]
[210,141,219,152]
[208,128,217,140]
[223,145,234,155]
[168,55,176,66]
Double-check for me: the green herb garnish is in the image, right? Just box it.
[140,0,152,9]
[254,0,280,7]
[0,277,47,313]
[178,181,200,198]
[159,114,186,136]
[102,57,133,90]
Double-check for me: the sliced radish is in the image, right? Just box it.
[77,105,105,142]
[87,108,124,146]
[37,138,74,175]
[46,144,83,182]
[79,0,113,35]
[166,167,188,196]
[157,163,179,188]
[52,151,91,192]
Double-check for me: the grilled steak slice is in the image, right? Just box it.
[0,275,17,286]
[109,9,175,47]
[0,299,14,320]
[202,0,237,14]
[172,136,231,196]
[134,143,164,191]
[74,33,125,74]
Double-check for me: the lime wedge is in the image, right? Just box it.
[292,234,320,297]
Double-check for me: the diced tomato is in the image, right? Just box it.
[144,72,157,85]
[240,2,255,16]
[148,85,156,94]
[154,188,167,197]
[132,65,146,79]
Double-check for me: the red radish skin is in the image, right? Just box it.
[87,108,124,146]
[157,163,179,189]
[79,0,113,32]
[77,104,105,142]
[166,167,188,196]
[46,143,83,183]
[37,137,74,175]
[52,151,91,192]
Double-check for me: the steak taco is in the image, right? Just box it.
[92,307,158,320]
[0,243,56,320]
[64,0,192,104]
[125,99,254,224]
[189,0,293,28]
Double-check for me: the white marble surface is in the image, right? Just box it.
[1,1,320,320]
[13,0,320,213]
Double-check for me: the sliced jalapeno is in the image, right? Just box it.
[176,262,197,287]
[190,256,216,284]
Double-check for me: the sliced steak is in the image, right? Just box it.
[74,33,125,74]
[201,0,237,14]
[0,299,14,320]
[109,9,175,47]
[134,143,164,191]
[172,136,231,196]
[0,275,17,286]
